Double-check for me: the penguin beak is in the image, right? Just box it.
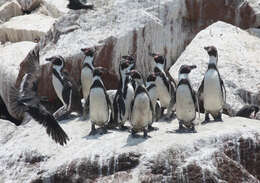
[45,57,55,63]
[190,65,197,70]
[148,52,157,57]
[204,46,210,51]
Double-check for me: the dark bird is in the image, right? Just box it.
[67,0,94,10]
[9,48,69,146]
[236,105,259,119]
[10,73,70,146]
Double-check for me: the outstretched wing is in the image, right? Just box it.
[27,104,69,146]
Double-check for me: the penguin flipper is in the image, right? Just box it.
[220,77,226,103]
[197,78,205,113]
[28,104,69,145]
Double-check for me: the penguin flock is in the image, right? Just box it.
[5,45,259,145]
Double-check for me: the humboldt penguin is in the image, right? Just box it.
[236,105,259,119]
[146,73,161,127]
[9,73,69,145]
[46,56,73,120]
[88,67,111,135]
[108,60,134,130]
[153,66,176,120]
[150,53,176,120]
[127,70,154,138]
[80,47,95,119]
[176,65,198,133]
[198,46,226,123]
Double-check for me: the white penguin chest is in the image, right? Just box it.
[81,68,93,99]
[204,69,223,112]
[131,93,152,130]
[176,84,195,122]
[148,87,157,109]
[52,75,65,105]
[89,87,109,126]
[125,84,134,110]
[156,77,170,107]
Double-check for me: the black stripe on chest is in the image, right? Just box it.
[52,69,64,85]
[82,63,93,71]
[147,83,156,91]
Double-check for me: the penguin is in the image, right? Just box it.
[235,105,259,119]
[9,73,69,145]
[108,60,135,130]
[153,66,176,120]
[146,73,161,128]
[127,70,154,138]
[88,67,112,135]
[67,0,94,10]
[198,46,226,123]
[46,56,73,120]
[175,65,198,133]
[80,47,95,119]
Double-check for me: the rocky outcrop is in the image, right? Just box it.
[0,115,260,182]
[0,41,36,120]
[0,1,23,22]
[16,0,41,12]
[0,14,55,43]
[169,21,260,114]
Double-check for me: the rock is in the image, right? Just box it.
[169,21,260,113]
[0,0,23,22]
[0,115,260,182]
[0,14,55,43]
[0,41,36,120]
[40,0,69,18]
[16,0,41,12]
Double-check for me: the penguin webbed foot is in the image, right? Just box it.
[148,124,158,132]
[175,122,186,133]
[100,126,108,135]
[201,113,210,124]
[131,129,138,138]
[119,124,129,131]
[88,124,97,136]
[214,112,223,122]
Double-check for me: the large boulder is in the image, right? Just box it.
[0,14,55,43]
[0,115,260,182]
[169,21,260,114]
[0,0,23,22]
[0,41,36,120]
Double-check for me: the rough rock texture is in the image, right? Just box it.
[39,0,69,18]
[0,115,260,183]
[0,14,55,43]
[0,0,23,22]
[0,41,36,119]
[16,0,41,12]
[169,21,260,113]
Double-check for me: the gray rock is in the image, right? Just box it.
[0,0,23,22]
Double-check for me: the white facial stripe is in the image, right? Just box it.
[209,56,217,65]
[178,73,188,81]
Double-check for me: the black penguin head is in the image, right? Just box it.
[119,60,130,73]
[126,70,144,85]
[149,52,166,66]
[147,73,156,82]
[81,47,95,57]
[179,65,197,74]
[153,67,164,77]
[122,55,136,70]
[204,46,218,57]
[46,55,65,68]
[251,105,259,118]
[93,67,107,77]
